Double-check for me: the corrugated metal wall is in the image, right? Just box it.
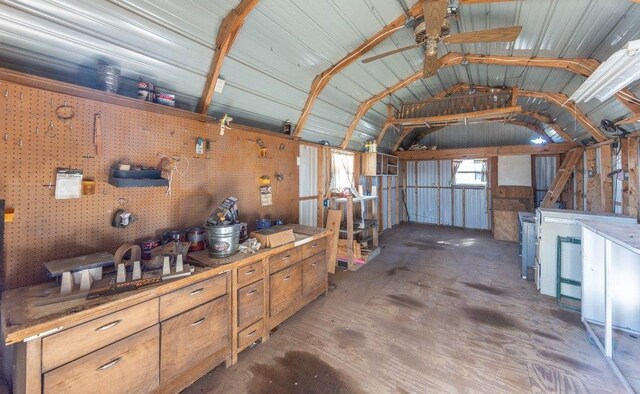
[298,144,318,227]
[535,156,557,207]
[405,160,489,230]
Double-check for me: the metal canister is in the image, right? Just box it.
[141,239,160,260]
[186,227,206,252]
[205,224,241,258]
[161,230,185,245]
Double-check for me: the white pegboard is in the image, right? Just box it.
[0,79,299,289]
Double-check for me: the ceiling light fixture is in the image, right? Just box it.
[571,39,640,103]
[531,137,547,145]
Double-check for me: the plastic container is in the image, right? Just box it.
[205,224,241,258]
[96,63,120,94]
[256,219,272,230]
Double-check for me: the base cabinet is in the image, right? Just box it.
[160,296,229,387]
[43,326,160,394]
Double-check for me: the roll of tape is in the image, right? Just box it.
[113,244,142,268]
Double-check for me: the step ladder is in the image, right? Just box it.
[541,147,584,208]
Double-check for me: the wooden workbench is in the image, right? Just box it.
[2,224,330,393]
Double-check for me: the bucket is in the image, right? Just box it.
[205,223,241,258]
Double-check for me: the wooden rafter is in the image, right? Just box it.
[617,112,640,126]
[392,127,422,152]
[540,148,584,208]
[395,142,576,160]
[393,106,522,127]
[292,2,423,137]
[342,52,640,148]
[197,0,260,114]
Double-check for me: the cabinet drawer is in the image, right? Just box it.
[238,280,264,329]
[238,319,263,352]
[303,252,327,293]
[301,238,326,259]
[269,263,302,316]
[44,325,159,394]
[237,260,264,287]
[160,273,227,320]
[269,247,301,273]
[42,298,158,372]
[161,295,229,385]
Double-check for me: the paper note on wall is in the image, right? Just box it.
[55,169,83,199]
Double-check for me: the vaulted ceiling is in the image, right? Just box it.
[1,0,639,150]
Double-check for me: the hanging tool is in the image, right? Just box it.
[94,113,102,156]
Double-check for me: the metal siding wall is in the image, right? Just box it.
[440,189,452,226]
[298,200,317,227]
[464,189,489,230]
[535,156,557,207]
[299,145,318,197]
[453,188,464,227]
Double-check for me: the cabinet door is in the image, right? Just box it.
[160,295,229,385]
[43,326,159,394]
[237,280,264,329]
[269,263,302,316]
[302,252,327,294]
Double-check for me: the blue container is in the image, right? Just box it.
[256,219,272,230]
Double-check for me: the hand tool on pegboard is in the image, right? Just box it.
[94,113,102,156]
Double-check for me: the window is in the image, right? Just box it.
[453,159,487,186]
[330,150,355,190]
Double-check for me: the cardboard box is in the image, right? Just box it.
[250,226,295,248]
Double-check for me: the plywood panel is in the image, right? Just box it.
[0,79,298,289]
[493,211,519,242]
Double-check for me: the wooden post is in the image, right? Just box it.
[14,338,42,394]
[586,149,599,212]
[490,157,498,234]
[621,139,630,216]
[346,195,354,267]
[437,160,441,225]
[622,138,639,218]
[600,145,613,213]
[317,146,327,227]
[575,153,585,211]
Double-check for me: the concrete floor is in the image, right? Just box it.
[186,223,629,393]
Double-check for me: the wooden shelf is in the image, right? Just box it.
[362,152,399,176]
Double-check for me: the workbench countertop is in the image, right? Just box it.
[1,224,329,345]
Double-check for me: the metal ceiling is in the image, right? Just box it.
[0,0,639,151]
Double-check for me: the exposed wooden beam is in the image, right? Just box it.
[197,0,260,114]
[520,110,572,142]
[392,106,523,127]
[515,90,607,142]
[392,127,421,151]
[617,112,640,126]
[540,148,584,208]
[292,2,423,137]
[344,52,640,148]
[395,142,576,160]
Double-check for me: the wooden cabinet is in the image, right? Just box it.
[160,296,229,388]
[43,326,159,394]
[42,298,158,372]
[237,280,264,329]
[362,152,398,176]
[7,228,330,394]
[303,252,326,293]
[159,274,227,320]
[269,263,302,316]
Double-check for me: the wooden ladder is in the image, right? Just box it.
[540,147,584,208]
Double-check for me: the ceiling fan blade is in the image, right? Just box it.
[423,52,438,78]
[423,0,448,37]
[443,26,523,44]
[362,43,422,64]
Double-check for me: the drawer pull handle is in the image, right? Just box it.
[247,289,258,295]
[283,255,291,260]
[283,275,292,281]
[189,288,204,296]
[311,262,318,266]
[95,320,122,332]
[97,357,121,371]
[247,330,257,336]
[311,243,319,248]
[245,269,256,275]
[191,317,207,327]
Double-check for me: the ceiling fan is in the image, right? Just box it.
[362,0,522,78]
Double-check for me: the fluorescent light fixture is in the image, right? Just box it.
[531,137,547,145]
[571,39,640,103]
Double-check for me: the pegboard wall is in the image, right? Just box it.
[0,79,299,289]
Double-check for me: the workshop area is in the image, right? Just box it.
[1,0,640,393]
